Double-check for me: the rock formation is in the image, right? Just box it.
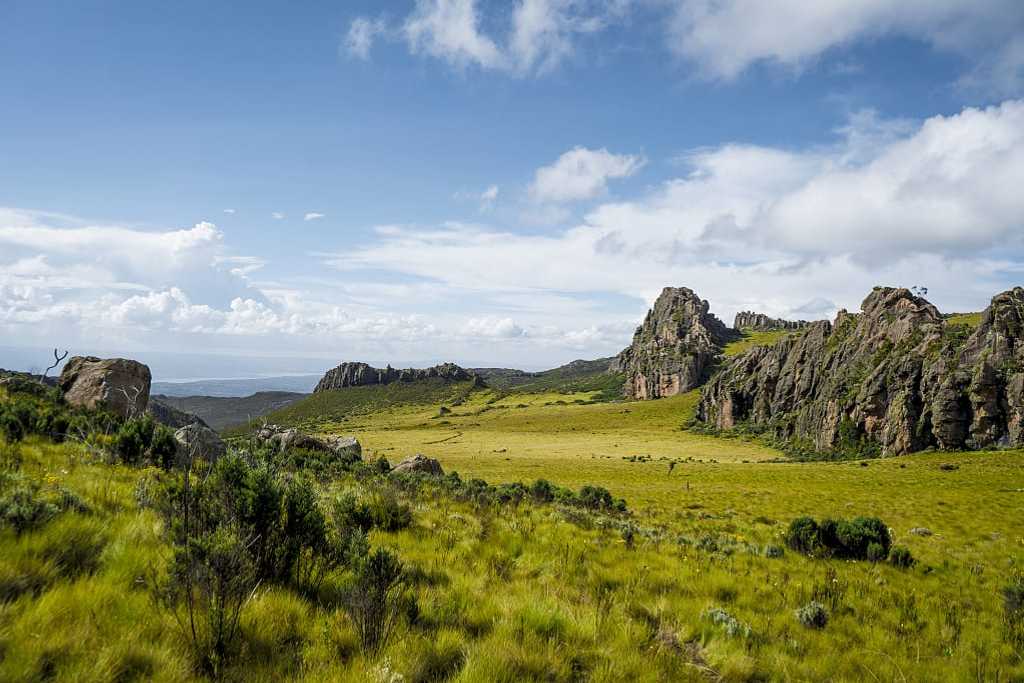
[698,286,1024,456]
[733,311,810,332]
[59,357,151,418]
[391,453,444,476]
[314,361,476,393]
[174,422,227,463]
[255,424,362,462]
[613,287,737,399]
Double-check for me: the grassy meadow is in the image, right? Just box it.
[3,365,1024,681]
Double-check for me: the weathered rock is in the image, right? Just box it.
[613,287,737,399]
[733,311,811,332]
[256,425,362,462]
[391,454,444,476]
[59,356,151,418]
[174,422,226,463]
[908,527,933,536]
[698,286,1024,456]
[314,361,476,393]
[148,398,209,429]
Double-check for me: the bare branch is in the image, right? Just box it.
[43,348,69,379]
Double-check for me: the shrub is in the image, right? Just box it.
[764,544,785,558]
[0,410,25,443]
[530,479,555,503]
[795,601,828,629]
[578,485,613,510]
[786,515,891,560]
[785,516,820,554]
[367,490,413,532]
[888,546,915,569]
[164,525,258,676]
[343,547,408,655]
[866,542,887,562]
[149,425,179,469]
[703,606,751,639]
[0,474,59,533]
[114,417,155,464]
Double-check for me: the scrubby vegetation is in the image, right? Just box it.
[1,380,1023,681]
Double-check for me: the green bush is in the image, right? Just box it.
[786,515,891,560]
[367,490,413,532]
[0,474,59,533]
[0,410,24,443]
[149,425,178,469]
[888,546,915,568]
[342,547,408,655]
[795,601,828,629]
[530,479,555,503]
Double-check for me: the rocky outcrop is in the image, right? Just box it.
[391,454,444,476]
[148,398,208,429]
[314,362,476,393]
[255,424,362,463]
[614,287,737,399]
[59,357,151,418]
[733,312,810,332]
[174,422,227,463]
[698,286,1024,456]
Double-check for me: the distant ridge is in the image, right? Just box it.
[314,362,476,393]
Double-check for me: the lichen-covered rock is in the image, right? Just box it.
[174,422,226,463]
[59,356,151,418]
[256,425,362,463]
[314,361,475,393]
[733,312,811,332]
[391,454,444,476]
[614,287,736,399]
[698,286,1024,456]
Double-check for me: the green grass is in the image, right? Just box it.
[723,330,793,357]
[3,382,1024,681]
[946,312,984,328]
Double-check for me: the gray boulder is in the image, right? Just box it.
[59,356,151,418]
[391,454,444,476]
[256,425,361,462]
[174,423,227,463]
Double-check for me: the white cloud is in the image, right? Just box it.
[346,16,387,60]
[329,101,1024,326]
[481,184,499,202]
[530,146,645,202]
[404,0,505,69]
[461,316,526,338]
[223,208,236,214]
[350,0,626,75]
[668,0,1024,85]
[304,212,326,221]
[272,212,285,220]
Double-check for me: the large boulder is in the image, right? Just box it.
[59,356,151,418]
[173,422,227,463]
[391,454,444,476]
[733,311,810,332]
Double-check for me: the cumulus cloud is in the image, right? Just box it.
[304,212,325,221]
[530,147,645,203]
[272,212,285,220]
[404,0,505,69]
[668,0,1024,87]
[331,101,1024,323]
[461,316,526,338]
[350,0,626,75]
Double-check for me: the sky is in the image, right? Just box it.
[2,0,1024,377]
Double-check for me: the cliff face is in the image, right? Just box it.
[314,361,474,393]
[698,286,1024,456]
[614,287,736,399]
[733,311,810,332]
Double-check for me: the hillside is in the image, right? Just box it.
[153,391,307,431]
[473,358,621,398]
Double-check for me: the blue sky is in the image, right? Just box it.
[2,0,1024,376]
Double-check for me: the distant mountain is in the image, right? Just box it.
[152,391,307,431]
[152,375,320,398]
[473,357,617,394]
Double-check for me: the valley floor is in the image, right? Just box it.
[2,383,1023,681]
